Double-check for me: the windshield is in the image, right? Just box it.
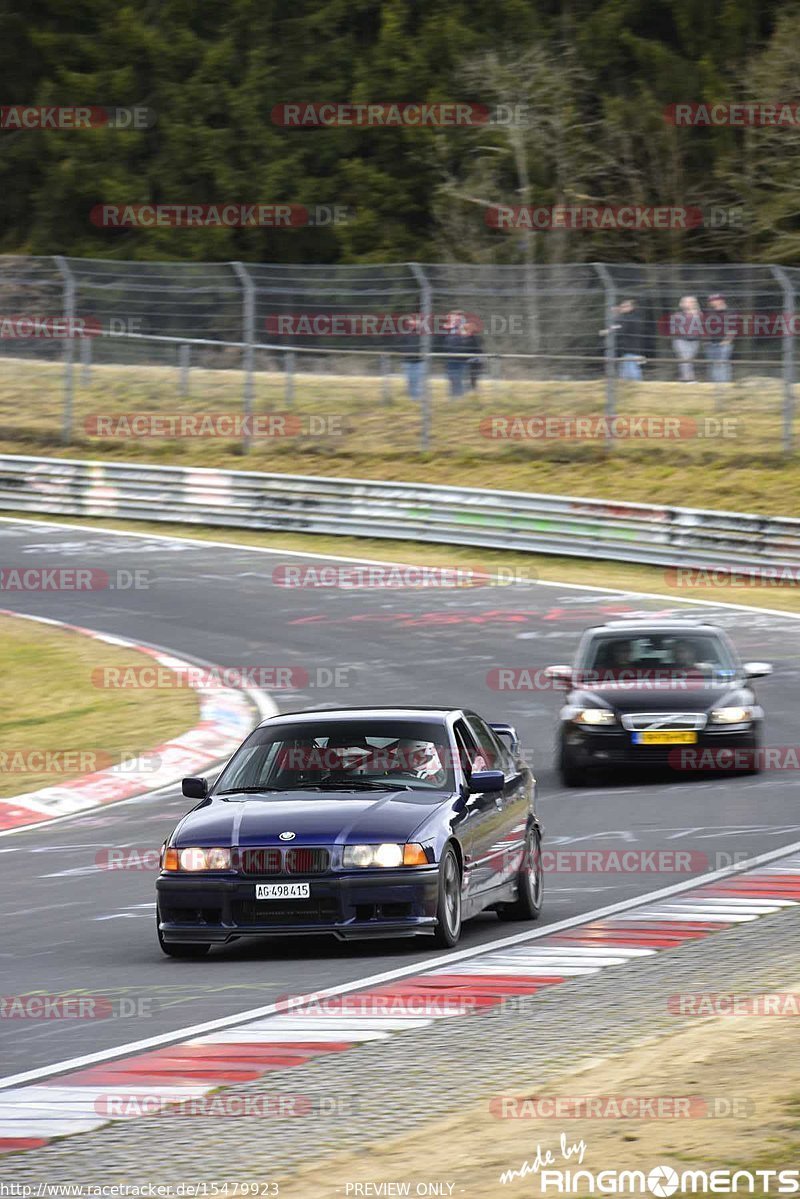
[214,719,455,795]
[579,633,737,682]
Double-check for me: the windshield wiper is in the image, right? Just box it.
[316,777,413,791]
[216,786,281,795]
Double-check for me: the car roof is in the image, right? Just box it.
[256,707,456,729]
[585,619,724,635]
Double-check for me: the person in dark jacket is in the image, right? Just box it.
[600,298,644,380]
[401,313,426,400]
[440,310,469,397]
[463,315,484,390]
[705,293,735,383]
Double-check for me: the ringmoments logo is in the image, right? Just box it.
[497,1137,800,1193]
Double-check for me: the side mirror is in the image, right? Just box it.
[545,665,573,690]
[743,662,772,680]
[490,723,520,754]
[469,769,504,794]
[182,776,208,799]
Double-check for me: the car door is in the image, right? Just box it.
[463,712,531,892]
[452,717,506,900]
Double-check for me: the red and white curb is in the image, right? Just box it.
[1,845,799,1154]
[0,610,273,833]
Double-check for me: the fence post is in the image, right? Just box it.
[231,262,255,454]
[770,265,795,456]
[54,256,75,444]
[409,262,432,451]
[380,353,392,405]
[80,335,92,385]
[178,343,191,396]
[592,263,617,430]
[285,351,295,404]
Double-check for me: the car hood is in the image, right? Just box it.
[568,681,752,713]
[172,791,448,847]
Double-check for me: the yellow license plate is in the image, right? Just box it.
[633,730,697,745]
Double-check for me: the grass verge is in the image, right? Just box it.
[1,356,797,514]
[0,613,199,798]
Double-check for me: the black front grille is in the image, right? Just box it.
[232,898,339,925]
[239,848,282,875]
[285,847,330,874]
[237,846,330,875]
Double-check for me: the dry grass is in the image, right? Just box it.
[0,613,198,797]
[0,356,797,514]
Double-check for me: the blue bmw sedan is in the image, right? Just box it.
[156,707,542,956]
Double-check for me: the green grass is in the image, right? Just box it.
[0,613,199,797]
[5,511,800,615]
[1,355,798,514]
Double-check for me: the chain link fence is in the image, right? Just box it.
[0,256,796,454]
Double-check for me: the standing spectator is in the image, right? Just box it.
[705,293,735,383]
[463,315,484,390]
[671,295,702,382]
[600,298,644,380]
[401,313,426,400]
[440,310,468,398]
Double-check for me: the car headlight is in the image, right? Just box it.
[573,708,617,726]
[709,706,754,725]
[343,843,428,868]
[162,847,232,872]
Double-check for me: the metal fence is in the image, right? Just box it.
[0,256,797,452]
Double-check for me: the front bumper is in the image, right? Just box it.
[561,723,760,771]
[156,866,440,943]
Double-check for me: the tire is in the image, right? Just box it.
[559,744,587,788]
[433,845,462,948]
[497,826,544,922]
[157,911,210,958]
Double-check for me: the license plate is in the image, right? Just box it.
[255,883,310,899]
[632,730,698,745]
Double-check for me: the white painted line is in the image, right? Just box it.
[619,911,757,923]
[186,1028,392,1045]
[501,945,656,956]
[454,953,631,967]
[0,1119,104,1136]
[656,902,787,915]
[672,897,797,907]
[427,963,601,976]
[4,833,800,1093]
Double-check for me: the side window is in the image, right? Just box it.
[454,720,481,778]
[464,714,505,773]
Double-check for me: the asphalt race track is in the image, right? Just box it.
[1,518,799,1078]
